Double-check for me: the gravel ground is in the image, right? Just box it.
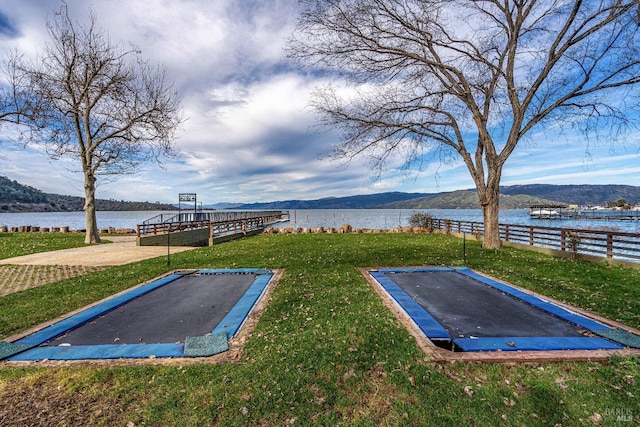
[0,265,106,296]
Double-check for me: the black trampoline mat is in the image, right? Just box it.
[47,274,256,345]
[386,271,583,338]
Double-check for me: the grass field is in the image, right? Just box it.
[0,232,87,260]
[1,232,639,425]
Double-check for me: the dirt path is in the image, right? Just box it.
[0,236,196,266]
[0,236,197,296]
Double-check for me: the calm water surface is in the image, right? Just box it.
[0,211,171,230]
[282,209,640,233]
[1,209,639,233]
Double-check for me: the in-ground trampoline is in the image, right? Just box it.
[1,269,276,361]
[365,267,640,359]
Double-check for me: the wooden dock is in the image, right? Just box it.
[136,211,289,246]
[560,210,640,221]
[529,205,640,221]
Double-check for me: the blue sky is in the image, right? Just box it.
[0,0,639,205]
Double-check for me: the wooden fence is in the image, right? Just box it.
[429,218,640,263]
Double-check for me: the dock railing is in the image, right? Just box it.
[429,218,640,263]
[137,211,289,239]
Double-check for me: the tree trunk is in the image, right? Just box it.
[480,184,502,249]
[83,172,101,244]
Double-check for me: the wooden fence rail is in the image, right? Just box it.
[429,218,640,263]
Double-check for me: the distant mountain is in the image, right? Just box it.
[235,192,432,210]
[231,184,640,210]
[385,190,562,209]
[499,184,640,206]
[203,202,244,210]
[3,175,639,212]
[0,175,175,213]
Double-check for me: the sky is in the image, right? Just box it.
[0,0,639,205]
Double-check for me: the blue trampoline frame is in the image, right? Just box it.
[368,267,624,352]
[4,269,274,361]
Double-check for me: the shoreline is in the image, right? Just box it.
[2,208,640,235]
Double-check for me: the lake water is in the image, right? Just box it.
[0,211,167,230]
[282,209,640,233]
[2,209,639,234]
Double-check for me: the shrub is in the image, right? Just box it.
[408,211,433,229]
[565,230,582,259]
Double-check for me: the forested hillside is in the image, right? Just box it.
[233,185,640,210]
[384,190,562,209]
[500,184,640,206]
[0,176,175,212]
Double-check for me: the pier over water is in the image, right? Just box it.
[136,211,289,246]
[529,205,640,221]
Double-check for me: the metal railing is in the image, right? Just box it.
[429,218,640,262]
[137,211,289,238]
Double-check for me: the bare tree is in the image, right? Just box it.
[289,0,640,249]
[15,4,183,243]
[0,52,37,130]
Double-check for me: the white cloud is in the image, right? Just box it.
[1,0,639,205]
[198,74,314,147]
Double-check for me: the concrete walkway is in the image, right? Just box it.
[0,236,198,267]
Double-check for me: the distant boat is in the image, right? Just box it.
[529,204,566,219]
[529,209,559,218]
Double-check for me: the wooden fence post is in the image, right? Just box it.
[529,227,534,246]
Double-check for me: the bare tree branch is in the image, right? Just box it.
[289,0,640,248]
[13,4,184,243]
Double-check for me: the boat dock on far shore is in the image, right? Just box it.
[529,204,640,221]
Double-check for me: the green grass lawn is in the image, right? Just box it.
[1,233,639,426]
[0,232,87,260]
